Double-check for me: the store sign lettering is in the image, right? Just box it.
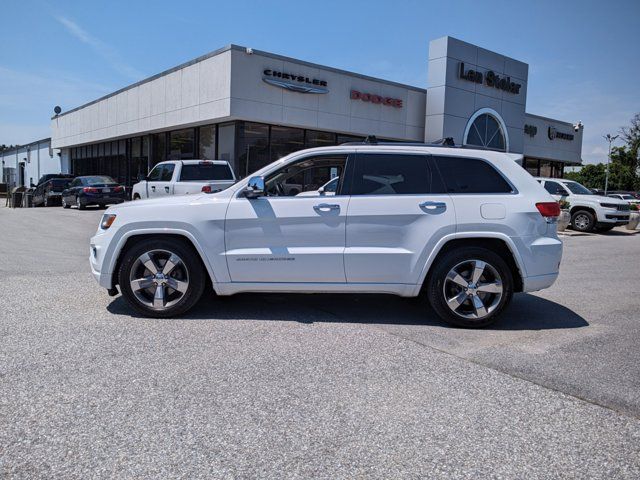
[548,127,574,141]
[350,90,403,108]
[262,69,329,94]
[459,62,522,95]
[524,124,537,137]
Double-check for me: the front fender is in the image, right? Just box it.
[101,222,226,291]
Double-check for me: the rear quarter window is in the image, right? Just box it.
[433,156,513,194]
[180,164,234,181]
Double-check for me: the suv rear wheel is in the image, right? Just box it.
[571,210,595,232]
[118,238,206,318]
[426,247,513,328]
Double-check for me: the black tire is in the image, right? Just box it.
[118,237,206,318]
[426,247,513,328]
[571,210,595,232]
[76,196,86,210]
[595,225,614,233]
[133,194,141,200]
[62,197,71,209]
[98,204,106,209]
[43,196,48,207]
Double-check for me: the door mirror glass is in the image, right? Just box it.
[317,186,326,195]
[244,176,265,198]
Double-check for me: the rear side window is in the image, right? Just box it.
[180,163,234,181]
[351,154,439,195]
[433,156,513,194]
[543,181,566,195]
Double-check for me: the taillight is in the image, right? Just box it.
[83,187,99,193]
[536,202,561,218]
[201,185,212,193]
[113,186,124,192]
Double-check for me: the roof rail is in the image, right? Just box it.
[340,136,457,147]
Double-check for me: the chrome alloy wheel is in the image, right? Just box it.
[574,213,590,230]
[443,259,503,320]
[129,249,189,310]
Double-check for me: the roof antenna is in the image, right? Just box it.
[363,135,378,144]
[432,137,455,146]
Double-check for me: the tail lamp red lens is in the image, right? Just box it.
[83,187,99,193]
[113,186,124,193]
[536,202,561,218]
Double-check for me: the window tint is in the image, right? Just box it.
[265,155,346,197]
[543,181,566,195]
[180,163,234,181]
[147,165,163,181]
[351,154,434,195]
[160,164,174,181]
[433,156,512,194]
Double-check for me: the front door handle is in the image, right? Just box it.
[164,186,170,193]
[419,201,446,210]
[313,203,340,211]
[151,186,156,192]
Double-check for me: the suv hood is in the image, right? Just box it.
[569,194,627,205]
[110,191,231,211]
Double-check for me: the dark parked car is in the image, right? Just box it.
[61,176,126,210]
[32,173,75,207]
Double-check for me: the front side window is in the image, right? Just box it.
[433,156,513,194]
[160,164,175,181]
[351,154,436,195]
[562,181,592,195]
[264,155,347,197]
[147,165,163,181]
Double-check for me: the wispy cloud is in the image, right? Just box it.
[54,15,143,81]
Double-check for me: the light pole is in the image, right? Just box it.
[603,134,619,195]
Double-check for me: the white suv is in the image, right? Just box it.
[535,177,630,232]
[90,145,563,328]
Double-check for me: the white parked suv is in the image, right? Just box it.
[535,177,630,232]
[131,160,235,200]
[90,144,563,328]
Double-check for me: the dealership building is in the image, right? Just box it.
[45,36,583,186]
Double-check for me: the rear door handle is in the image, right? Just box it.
[151,186,156,192]
[419,201,446,210]
[313,203,340,211]
[164,186,170,193]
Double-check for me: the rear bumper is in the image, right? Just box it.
[81,194,126,205]
[523,272,559,292]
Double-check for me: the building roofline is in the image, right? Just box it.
[0,137,51,156]
[52,44,426,120]
[525,112,577,127]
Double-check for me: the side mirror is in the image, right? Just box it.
[317,186,326,196]
[244,176,265,198]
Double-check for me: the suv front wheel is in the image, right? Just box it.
[118,238,206,318]
[571,210,595,232]
[426,247,513,328]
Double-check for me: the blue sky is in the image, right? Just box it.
[1,0,638,164]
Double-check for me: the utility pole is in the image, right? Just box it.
[603,134,619,195]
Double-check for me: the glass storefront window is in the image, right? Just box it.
[237,122,269,178]
[152,133,166,166]
[305,130,336,149]
[270,125,304,162]
[169,129,195,160]
[199,125,216,160]
[539,161,552,178]
[336,134,365,144]
[524,158,539,176]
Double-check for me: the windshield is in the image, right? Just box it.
[620,194,634,200]
[562,181,593,195]
[180,164,234,181]
[84,176,116,185]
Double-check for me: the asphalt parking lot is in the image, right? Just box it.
[1,205,639,479]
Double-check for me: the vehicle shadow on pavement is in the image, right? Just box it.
[107,291,587,331]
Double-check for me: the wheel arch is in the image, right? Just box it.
[109,231,220,293]
[417,235,525,294]
[569,205,596,217]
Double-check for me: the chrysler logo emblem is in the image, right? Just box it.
[262,69,329,94]
[263,77,329,94]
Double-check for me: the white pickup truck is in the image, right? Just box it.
[132,160,236,200]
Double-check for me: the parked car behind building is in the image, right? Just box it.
[62,176,126,210]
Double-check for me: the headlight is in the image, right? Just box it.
[100,214,117,230]
[600,203,618,209]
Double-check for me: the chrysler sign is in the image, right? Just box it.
[262,69,329,94]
